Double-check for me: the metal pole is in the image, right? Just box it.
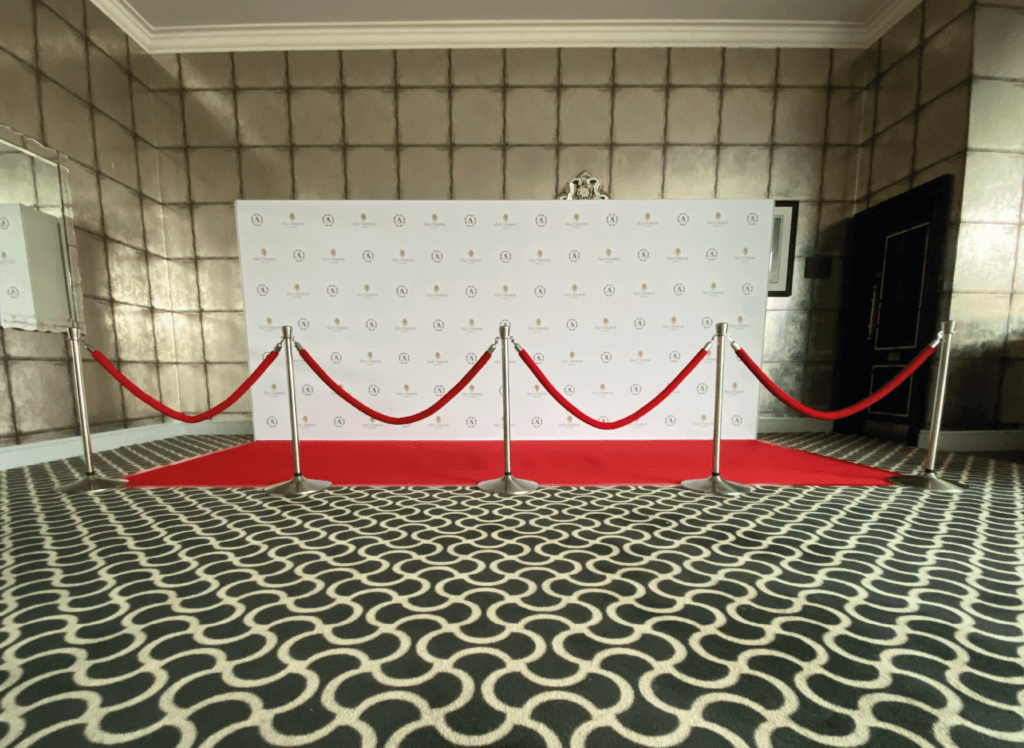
[500,326,513,476]
[889,320,967,493]
[57,327,127,494]
[712,322,727,477]
[478,323,540,496]
[681,322,755,496]
[265,326,331,498]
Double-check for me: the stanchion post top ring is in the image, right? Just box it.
[282,325,293,338]
[942,320,956,334]
[499,324,511,339]
[68,327,81,340]
[715,322,728,335]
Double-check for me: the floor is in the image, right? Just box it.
[0,432,1021,748]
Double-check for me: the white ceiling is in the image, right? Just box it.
[92,0,921,53]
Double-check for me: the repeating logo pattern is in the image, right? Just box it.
[0,434,1021,748]
[236,200,772,441]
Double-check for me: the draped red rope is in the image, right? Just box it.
[300,348,492,425]
[733,344,935,420]
[518,346,709,429]
[91,348,279,423]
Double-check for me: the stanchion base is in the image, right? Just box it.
[265,474,331,498]
[477,474,540,497]
[680,474,756,497]
[888,472,967,493]
[57,473,128,495]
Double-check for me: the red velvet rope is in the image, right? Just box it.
[91,349,279,423]
[518,346,709,429]
[734,344,935,420]
[300,348,492,425]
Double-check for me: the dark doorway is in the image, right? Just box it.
[834,175,953,446]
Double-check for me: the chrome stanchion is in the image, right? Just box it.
[889,320,967,493]
[478,324,540,496]
[57,327,127,494]
[681,322,755,497]
[265,326,331,498]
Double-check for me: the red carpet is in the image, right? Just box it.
[126,440,899,488]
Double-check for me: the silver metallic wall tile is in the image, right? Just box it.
[506,88,557,145]
[233,51,286,88]
[869,117,915,193]
[89,45,132,128]
[9,361,76,433]
[942,358,1002,429]
[556,146,610,191]
[148,254,171,310]
[158,364,180,408]
[94,113,138,189]
[613,88,667,144]
[346,148,398,199]
[669,48,722,85]
[723,49,776,86]
[451,89,503,145]
[961,151,1024,223]
[132,50,180,91]
[716,146,770,198]
[973,6,1024,79]
[610,146,663,199]
[342,51,394,87]
[664,146,717,199]
[81,358,124,424]
[452,147,503,199]
[558,88,612,144]
[778,49,831,87]
[0,50,41,141]
[36,5,88,99]
[506,49,558,86]
[1006,294,1024,358]
[119,363,161,419]
[614,48,668,86]
[289,89,344,146]
[0,366,15,437]
[85,2,127,67]
[951,223,1019,293]
[831,45,879,88]
[875,54,920,133]
[172,313,204,362]
[397,88,450,145]
[774,89,827,145]
[167,261,199,312]
[184,90,238,147]
[560,49,613,86]
[1,0,35,66]
[451,49,503,86]
[914,84,969,172]
[821,146,858,202]
[187,148,241,203]
[176,363,209,413]
[193,205,238,259]
[720,89,774,144]
[40,80,94,167]
[399,147,451,199]
[344,89,397,145]
[99,176,144,248]
[948,292,1010,358]
[197,259,243,311]
[108,242,150,306]
[237,90,290,146]
[666,87,720,144]
[920,12,973,104]
[293,147,345,200]
[880,4,922,71]
[207,364,252,414]
[770,146,823,201]
[161,204,194,259]
[924,0,973,39]
[287,51,341,88]
[239,148,293,200]
[505,147,556,199]
[967,79,1024,153]
[77,231,110,300]
[180,53,233,89]
[3,328,68,359]
[82,298,117,356]
[201,313,248,363]
[113,304,156,361]
[153,311,176,363]
[396,50,449,87]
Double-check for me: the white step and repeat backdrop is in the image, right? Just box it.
[236,200,773,441]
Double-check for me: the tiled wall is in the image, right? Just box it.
[0,0,179,447]
[2,0,1012,448]
[949,2,1024,430]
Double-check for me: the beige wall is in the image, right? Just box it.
[2,0,1014,448]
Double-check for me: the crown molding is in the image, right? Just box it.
[91,0,922,54]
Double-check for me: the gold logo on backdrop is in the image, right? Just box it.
[536,318,541,326]
[642,283,647,291]
[600,384,605,391]
[434,285,440,292]
[266,317,272,324]
[469,318,475,325]
[503,213,509,221]
[436,416,441,423]
[603,317,608,325]
[537,250,543,257]
[435,352,441,359]
[404,384,409,391]
[711,282,717,290]
[574,213,580,221]
[606,249,612,256]
[568,416,573,422]
[570,352,575,359]
[364,284,370,291]
[402,318,408,325]
[1,252,5,259]
[334,317,340,324]
[738,315,744,322]
[572,284,578,292]
[671,316,677,323]
[400,249,406,257]
[702,414,707,421]
[638,350,643,357]
[261,248,267,256]
[716,212,721,219]
[535,385,540,392]
[469,385,475,391]
[330,249,336,256]
[432,213,438,221]
[743,248,749,255]
[294,284,300,290]
[732,382,738,389]
[302,415,308,422]
[361,213,367,220]
[645,212,651,220]
[675,248,681,256]
[503,285,508,292]
[290,213,296,220]
[271,384,277,390]
[468,250,474,257]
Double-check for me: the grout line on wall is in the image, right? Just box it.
[765,48,780,201]
[712,48,726,198]
[448,49,454,200]
[660,50,671,198]
[393,50,401,199]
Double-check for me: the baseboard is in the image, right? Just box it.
[0,420,254,471]
[915,429,1024,452]
[757,417,834,434]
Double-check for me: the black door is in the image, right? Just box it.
[834,175,952,445]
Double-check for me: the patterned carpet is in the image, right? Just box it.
[0,433,1021,748]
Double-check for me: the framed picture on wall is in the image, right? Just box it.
[768,201,798,297]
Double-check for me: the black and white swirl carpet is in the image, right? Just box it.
[0,433,1021,747]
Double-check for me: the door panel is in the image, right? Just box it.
[835,176,952,445]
